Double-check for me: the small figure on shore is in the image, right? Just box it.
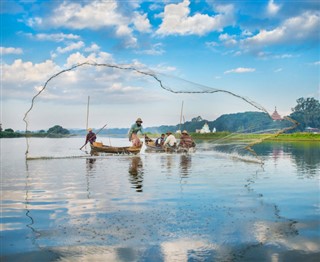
[179,130,195,149]
[85,128,97,145]
[128,118,144,147]
[163,131,177,149]
[155,133,165,147]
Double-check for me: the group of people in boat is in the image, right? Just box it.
[128,117,195,150]
[84,117,195,151]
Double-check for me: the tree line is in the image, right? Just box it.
[1,97,319,138]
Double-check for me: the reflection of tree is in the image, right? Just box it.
[128,157,144,192]
[180,154,192,177]
[254,142,320,177]
[289,142,320,177]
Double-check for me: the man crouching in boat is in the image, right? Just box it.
[163,131,177,151]
[128,118,144,147]
[85,128,97,145]
[178,130,196,149]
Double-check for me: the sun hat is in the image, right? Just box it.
[182,130,188,134]
[88,128,92,132]
[136,118,143,123]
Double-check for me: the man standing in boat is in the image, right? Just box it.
[85,128,97,145]
[128,118,144,147]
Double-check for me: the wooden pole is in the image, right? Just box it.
[85,96,90,150]
[179,100,184,132]
[86,96,90,131]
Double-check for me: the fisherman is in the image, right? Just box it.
[155,133,165,147]
[128,118,144,147]
[85,128,97,145]
[163,131,177,149]
[179,130,195,148]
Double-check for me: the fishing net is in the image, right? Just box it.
[23,61,298,162]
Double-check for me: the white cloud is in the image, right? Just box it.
[133,12,152,32]
[274,68,283,73]
[135,43,165,55]
[219,33,237,46]
[312,61,320,65]
[25,0,150,48]
[25,32,81,42]
[84,43,101,53]
[267,0,281,15]
[242,11,319,48]
[56,41,85,54]
[224,67,256,74]
[156,0,235,36]
[1,46,23,55]
[2,52,161,105]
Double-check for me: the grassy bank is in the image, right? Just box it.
[190,132,320,141]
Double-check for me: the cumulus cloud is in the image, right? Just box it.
[133,12,152,32]
[156,0,235,36]
[2,51,166,105]
[84,43,101,53]
[24,32,81,42]
[219,33,237,46]
[25,0,151,48]
[1,46,23,55]
[267,0,281,15]
[56,41,85,54]
[135,43,165,55]
[224,67,256,74]
[241,11,319,48]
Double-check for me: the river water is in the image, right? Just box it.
[1,137,319,261]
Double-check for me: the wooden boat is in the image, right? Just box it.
[144,136,195,153]
[91,142,142,155]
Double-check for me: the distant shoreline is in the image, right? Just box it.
[1,131,319,141]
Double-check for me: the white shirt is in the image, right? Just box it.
[163,134,177,147]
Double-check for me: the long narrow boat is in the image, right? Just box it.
[144,136,195,153]
[91,142,143,155]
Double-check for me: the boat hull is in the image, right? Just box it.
[91,142,142,155]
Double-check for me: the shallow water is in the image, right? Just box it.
[1,137,319,261]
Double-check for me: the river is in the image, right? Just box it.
[1,137,319,261]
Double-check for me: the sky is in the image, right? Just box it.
[1,0,319,131]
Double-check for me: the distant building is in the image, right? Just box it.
[212,127,216,133]
[305,127,320,134]
[271,107,282,121]
[196,122,211,133]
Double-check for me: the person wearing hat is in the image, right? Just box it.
[179,130,195,149]
[128,118,144,147]
[163,131,177,149]
[85,128,97,145]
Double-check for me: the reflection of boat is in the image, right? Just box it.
[91,142,142,154]
[145,136,195,154]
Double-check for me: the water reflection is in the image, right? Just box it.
[179,154,192,177]
[254,142,320,177]
[86,158,96,199]
[128,156,144,192]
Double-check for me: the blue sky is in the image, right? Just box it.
[1,0,319,130]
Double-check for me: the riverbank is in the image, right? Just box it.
[190,132,320,141]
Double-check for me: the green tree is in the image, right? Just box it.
[4,128,14,133]
[47,125,70,135]
[290,97,320,131]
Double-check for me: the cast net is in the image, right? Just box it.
[23,61,298,162]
